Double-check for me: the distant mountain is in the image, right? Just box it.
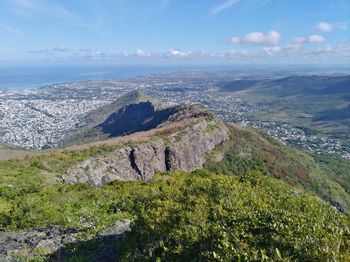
[98,101,179,137]
[219,75,350,96]
[320,78,350,95]
[315,105,350,121]
[61,90,177,146]
[83,90,163,128]
[219,79,264,92]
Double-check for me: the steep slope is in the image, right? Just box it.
[98,101,179,137]
[1,99,350,260]
[62,90,176,146]
[205,125,350,211]
[1,100,349,211]
[219,75,350,96]
[84,89,163,128]
[62,106,229,186]
[320,78,350,95]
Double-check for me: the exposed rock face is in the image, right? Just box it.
[0,226,78,262]
[62,118,229,187]
[0,220,131,262]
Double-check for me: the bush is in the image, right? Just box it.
[119,171,350,261]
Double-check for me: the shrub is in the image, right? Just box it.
[119,171,350,261]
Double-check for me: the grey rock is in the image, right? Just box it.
[97,219,131,238]
[0,220,131,262]
[62,118,229,187]
[0,226,77,261]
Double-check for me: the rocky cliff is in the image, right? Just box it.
[62,109,229,187]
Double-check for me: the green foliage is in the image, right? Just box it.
[119,171,350,261]
[206,152,269,176]
[314,154,350,191]
[205,126,350,211]
[0,180,157,233]
[0,144,118,197]
[1,121,350,260]
[1,164,349,260]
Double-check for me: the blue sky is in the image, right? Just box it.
[0,0,349,64]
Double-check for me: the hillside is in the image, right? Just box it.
[219,75,350,138]
[205,125,350,211]
[1,171,349,261]
[0,97,350,260]
[62,90,168,146]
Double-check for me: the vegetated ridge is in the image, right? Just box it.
[0,91,349,261]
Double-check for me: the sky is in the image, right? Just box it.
[0,0,349,64]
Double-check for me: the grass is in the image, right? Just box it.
[0,144,119,200]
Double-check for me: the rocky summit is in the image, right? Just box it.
[62,105,229,186]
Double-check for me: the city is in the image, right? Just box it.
[0,74,349,159]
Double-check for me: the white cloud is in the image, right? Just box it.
[228,31,281,46]
[170,48,192,57]
[263,46,281,56]
[225,49,251,58]
[307,44,350,58]
[135,49,150,57]
[317,21,349,32]
[309,34,325,42]
[0,23,24,37]
[317,22,333,32]
[309,45,333,56]
[210,0,240,16]
[293,34,325,45]
[27,43,350,62]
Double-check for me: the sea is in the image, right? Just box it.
[0,64,227,90]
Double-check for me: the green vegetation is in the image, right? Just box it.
[1,170,349,261]
[1,114,350,260]
[205,126,350,211]
[314,154,350,192]
[0,145,118,199]
[227,76,350,137]
[120,171,350,261]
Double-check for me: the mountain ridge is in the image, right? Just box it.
[1,93,350,260]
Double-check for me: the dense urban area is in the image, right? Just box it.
[0,73,349,160]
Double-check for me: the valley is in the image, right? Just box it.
[0,90,349,260]
[1,1,349,260]
[0,72,349,160]
[1,83,350,260]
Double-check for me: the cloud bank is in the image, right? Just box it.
[228,31,281,46]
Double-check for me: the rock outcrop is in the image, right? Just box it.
[0,220,131,262]
[62,116,229,187]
